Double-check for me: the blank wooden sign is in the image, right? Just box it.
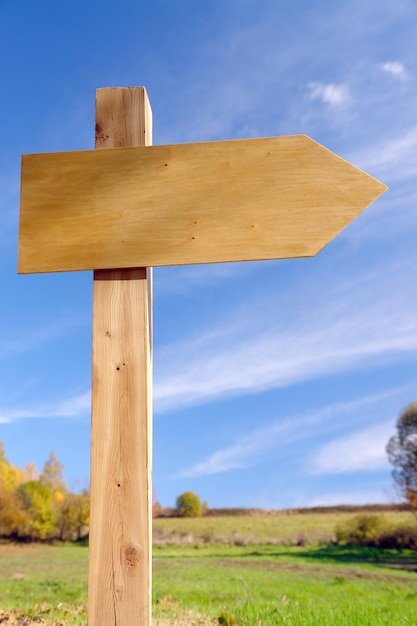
[18,135,387,274]
[18,86,388,626]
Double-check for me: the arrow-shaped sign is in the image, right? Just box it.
[18,135,387,274]
[17,86,389,626]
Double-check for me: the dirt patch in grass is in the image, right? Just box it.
[0,608,62,625]
[154,595,217,625]
[153,614,216,625]
[214,558,415,583]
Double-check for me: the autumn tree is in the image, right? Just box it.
[176,491,203,517]
[0,442,22,492]
[0,484,25,538]
[0,443,25,537]
[0,443,90,542]
[40,451,67,495]
[386,402,417,509]
[22,462,39,483]
[17,480,56,540]
[57,491,90,541]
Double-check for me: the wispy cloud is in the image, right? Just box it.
[176,387,409,478]
[381,61,409,81]
[154,263,250,298]
[306,487,392,508]
[0,316,86,358]
[154,257,417,414]
[349,125,417,183]
[309,421,393,475]
[0,391,91,424]
[178,417,303,478]
[307,82,351,107]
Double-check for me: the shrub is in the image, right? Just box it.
[335,514,417,549]
[335,514,382,547]
[378,525,417,549]
[176,491,202,517]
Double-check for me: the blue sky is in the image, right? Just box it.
[1,0,416,508]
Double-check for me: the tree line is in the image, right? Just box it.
[0,443,89,542]
[0,401,416,540]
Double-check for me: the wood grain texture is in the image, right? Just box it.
[18,135,387,274]
[88,87,152,626]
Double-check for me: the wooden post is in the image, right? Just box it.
[88,88,153,625]
[17,85,388,626]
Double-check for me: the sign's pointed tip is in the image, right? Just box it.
[370,178,388,202]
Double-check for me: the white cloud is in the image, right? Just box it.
[307,82,351,107]
[178,417,300,478]
[306,487,391,507]
[0,316,85,358]
[0,391,91,424]
[381,61,409,81]
[54,392,91,417]
[350,125,417,182]
[309,421,394,475]
[154,258,417,414]
[177,387,408,478]
[155,263,248,297]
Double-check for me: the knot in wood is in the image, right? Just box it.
[95,123,109,144]
[125,546,139,570]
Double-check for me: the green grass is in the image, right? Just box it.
[153,544,417,625]
[0,543,88,624]
[0,513,416,624]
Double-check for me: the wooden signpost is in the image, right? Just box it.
[18,87,387,625]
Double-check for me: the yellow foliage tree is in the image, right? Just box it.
[17,480,56,541]
[176,491,203,517]
[0,443,22,492]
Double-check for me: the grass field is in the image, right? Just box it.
[0,511,416,625]
[153,544,417,625]
[0,543,88,625]
[153,509,415,546]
